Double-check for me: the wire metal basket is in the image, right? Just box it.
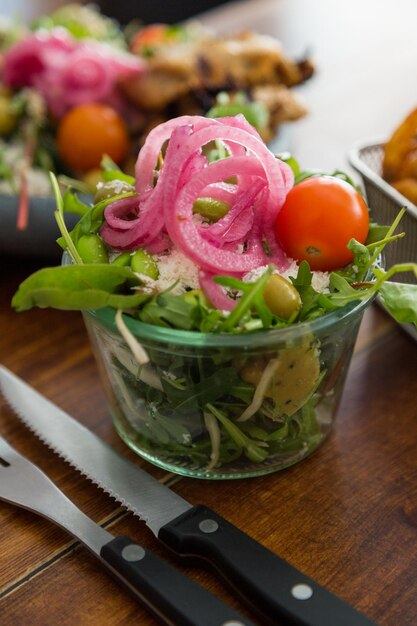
[348,141,417,341]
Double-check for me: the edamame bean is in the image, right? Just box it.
[193,197,229,222]
[263,274,302,320]
[94,179,134,202]
[131,248,159,279]
[111,252,132,267]
[77,234,109,264]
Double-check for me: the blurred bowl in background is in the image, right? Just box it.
[0,194,80,259]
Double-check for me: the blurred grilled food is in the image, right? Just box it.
[121,26,314,145]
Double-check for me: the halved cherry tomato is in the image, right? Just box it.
[275,176,370,271]
[57,103,129,173]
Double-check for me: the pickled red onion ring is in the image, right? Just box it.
[202,180,264,245]
[134,113,265,194]
[103,195,140,231]
[165,156,268,273]
[101,114,293,294]
[200,182,237,205]
[134,115,220,193]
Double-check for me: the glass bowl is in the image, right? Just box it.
[83,295,372,480]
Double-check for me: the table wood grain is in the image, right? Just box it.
[1,1,417,624]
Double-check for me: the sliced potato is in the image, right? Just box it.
[239,339,320,419]
[268,341,320,417]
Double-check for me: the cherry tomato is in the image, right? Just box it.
[57,103,129,173]
[130,24,177,55]
[275,176,370,271]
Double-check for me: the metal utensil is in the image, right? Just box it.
[0,435,253,626]
[0,365,378,626]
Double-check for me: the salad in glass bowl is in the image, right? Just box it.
[11,114,417,479]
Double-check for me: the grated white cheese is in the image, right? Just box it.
[311,271,330,293]
[154,248,200,294]
[96,179,132,195]
[130,245,330,298]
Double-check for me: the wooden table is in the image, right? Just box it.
[1,1,417,625]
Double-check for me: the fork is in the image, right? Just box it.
[0,436,253,626]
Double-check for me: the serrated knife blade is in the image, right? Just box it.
[0,365,190,535]
[0,365,377,626]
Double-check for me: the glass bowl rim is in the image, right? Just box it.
[85,293,373,349]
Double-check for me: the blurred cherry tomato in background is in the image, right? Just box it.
[130,24,171,54]
[57,103,129,173]
[130,24,188,55]
[275,176,370,271]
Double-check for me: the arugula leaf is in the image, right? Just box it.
[290,261,324,320]
[205,403,269,462]
[139,293,200,330]
[319,273,371,309]
[12,265,148,312]
[216,266,274,331]
[379,282,417,327]
[346,238,371,279]
[365,222,391,245]
[162,367,240,411]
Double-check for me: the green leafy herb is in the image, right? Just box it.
[207,92,269,131]
[216,266,274,332]
[139,293,200,330]
[379,282,417,325]
[12,264,148,312]
[162,367,240,411]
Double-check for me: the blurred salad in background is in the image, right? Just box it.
[0,3,314,230]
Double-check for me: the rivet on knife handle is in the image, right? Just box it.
[158,505,378,626]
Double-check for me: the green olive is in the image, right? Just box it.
[94,179,134,203]
[77,234,109,264]
[131,248,159,279]
[0,95,18,136]
[111,252,132,267]
[263,274,302,320]
[193,197,229,222]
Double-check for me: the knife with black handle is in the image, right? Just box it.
[0,435,254,626]
[0,365,378,626]
[159,505,375,626]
